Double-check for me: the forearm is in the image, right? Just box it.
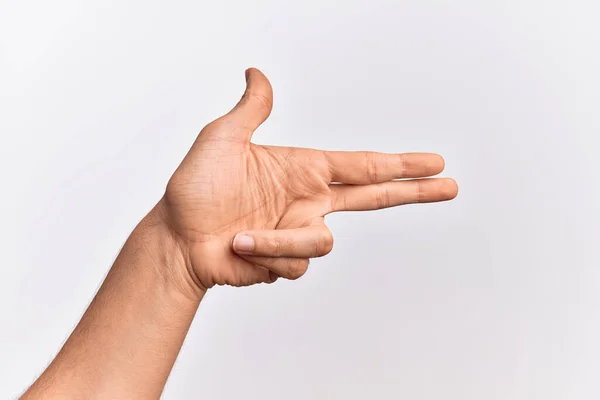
[23,200,204,399]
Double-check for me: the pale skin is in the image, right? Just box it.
[22,68,458,398]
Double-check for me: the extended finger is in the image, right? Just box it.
[325,151,445,184]
[330,178,458,212]
[232,225,334,258]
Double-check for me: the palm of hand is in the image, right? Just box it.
[164,69,457,290]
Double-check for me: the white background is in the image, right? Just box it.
[1,0,599,399]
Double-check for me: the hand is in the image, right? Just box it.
[162,68,458,290]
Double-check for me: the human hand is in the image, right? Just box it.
[161,68,457,291]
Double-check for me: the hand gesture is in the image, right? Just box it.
[163,69,458,290]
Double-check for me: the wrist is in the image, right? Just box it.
[139,198,207,302]
[24,198,205,398]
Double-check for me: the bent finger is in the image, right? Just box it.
[232,225,334,258]
[242,255,310,281]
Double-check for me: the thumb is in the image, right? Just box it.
[225,68,273,140]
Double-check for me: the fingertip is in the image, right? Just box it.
[398,152,446,179]
[436,154,446,173]
[443,177,459,200]
[244,67,270,88]
[268,271,279,283]
[422,153,445,175]
[232,233,255,254]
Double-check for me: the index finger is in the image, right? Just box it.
[325,151,445,184]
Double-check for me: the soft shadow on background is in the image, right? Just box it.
[1,1,598,399]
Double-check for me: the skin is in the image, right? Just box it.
[22,68,458,399]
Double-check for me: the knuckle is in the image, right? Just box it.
[204,117,226,131]
[315,230,334,256]
[244,91,273,113]
[415,181,424,203]
[329,190,339,212]
[365,152,380,183]
[397,153,408,176]
[374,184,391,209]
[287,259,309,280]
[266,236,285,257]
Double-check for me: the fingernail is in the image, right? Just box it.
[233,234,254,253]
[244,69,250,83]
